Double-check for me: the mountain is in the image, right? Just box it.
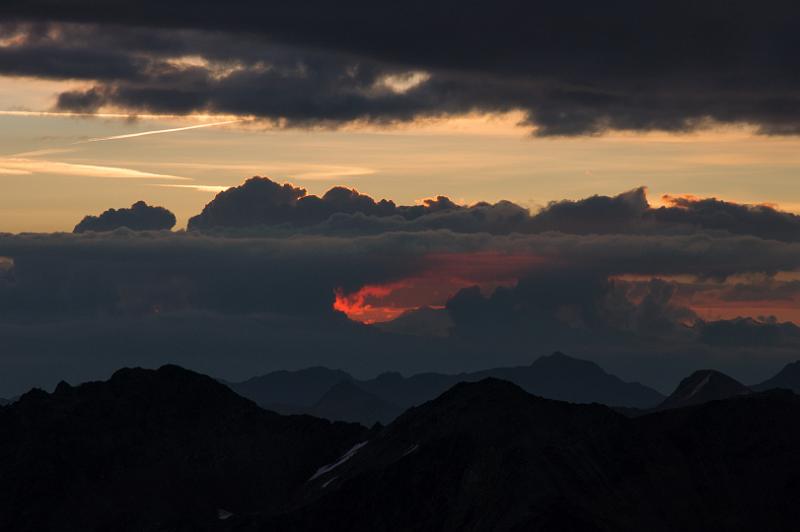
[0,398,8,406]
[227,366,353,408]
[237,379,800,531]
[358,351,665,410]
[7,367,800,531]
[753,360,800,392]
[309,380,403,425]
[229,352,665,423]
[471,351,665,407]
[657,369,752,410]
[0,365,366,532]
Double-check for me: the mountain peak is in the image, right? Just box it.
[532,351,602,372]
[753,360,800,392]
[658,369,751,410]
[311,380,401,425]
[0,364,365,531]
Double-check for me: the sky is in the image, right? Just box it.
[0,1,799,396]
[3,104,800,232]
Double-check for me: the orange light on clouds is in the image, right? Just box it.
[333,252,546,323]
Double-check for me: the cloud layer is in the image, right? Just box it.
[0,2,799,134]
[3,178,800,395]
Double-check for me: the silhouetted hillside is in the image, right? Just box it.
[753,360,800,392]
[246,380,800,532]
[657,369,751,410]
[6,366,800,531]
[0,365,365,532]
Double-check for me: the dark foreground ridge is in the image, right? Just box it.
[0,365,365,532]
[5,366,800,531]
[256,380,800,532]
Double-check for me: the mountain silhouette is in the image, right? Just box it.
[229,352,665,425]
[753,360,800,392]
[228,366,353,408]
[309,380,403,425]
[246,379,800,531]
[0,365,366,532]
[6,366,800,531]
[657,369,752,410]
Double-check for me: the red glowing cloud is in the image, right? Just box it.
[334,252,546,323]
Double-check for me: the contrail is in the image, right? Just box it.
[81,120,240,143]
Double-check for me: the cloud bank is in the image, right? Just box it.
[2,175,800,395]
[0,1,798,135]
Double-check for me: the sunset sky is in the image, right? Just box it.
[3,104,800,232]
[1,1,799,396]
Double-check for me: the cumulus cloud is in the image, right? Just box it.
[73,201,177,233]
[187,176,463,230]
[187,177,800,245]
[0,2,799,135]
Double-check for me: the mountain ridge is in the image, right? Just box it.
[227,352,666,425]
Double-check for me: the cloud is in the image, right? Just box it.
[187,177,463,230]
[1,212,800,395]
[0,9,798,135]
[649,195,800,242]
[0,156,189,180]
[696,317,800,348]
[186,177,800,245]
[2,180,800,395]
[73,201,177,233]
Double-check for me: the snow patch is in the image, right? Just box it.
[686,373,711,400]
[217,509,233,520]
[309,441,369,481]
[402,443,419,457]
[322,476,338,488]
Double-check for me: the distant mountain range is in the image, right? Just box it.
[228,355,800,425]
[227,352,666,425]
[6,365,800,530]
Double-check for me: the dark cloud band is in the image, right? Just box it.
[0,1,798,134]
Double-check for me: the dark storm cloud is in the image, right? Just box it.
[2,228,800,323]
[446,273,698,342]
[73,201,176,233]
[696,318,800,348]
[0,1,799,134]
